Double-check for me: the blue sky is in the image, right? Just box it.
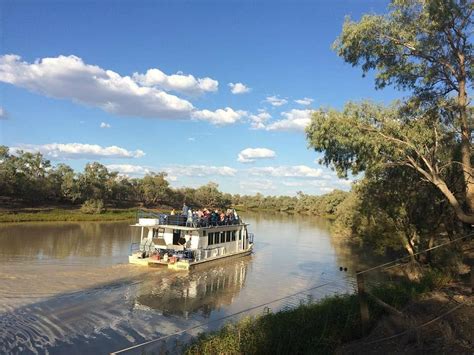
[0,0,402,195]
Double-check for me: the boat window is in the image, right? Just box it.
[226,231,231,242]
[232,231,236,241]
[203,230,207,236]
[220,232,225,243]
[208,232,213,245]
[214,233,220,244]
[239,230,242,240]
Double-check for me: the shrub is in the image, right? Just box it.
[80,199,105,214]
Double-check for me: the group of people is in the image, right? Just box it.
[170,203,240,227]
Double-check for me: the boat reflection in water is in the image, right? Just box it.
[0,256,251,354]
[135,257,250,319]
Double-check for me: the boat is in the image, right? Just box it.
[128,210,254,270]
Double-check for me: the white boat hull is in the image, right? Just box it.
[129,245,253,271]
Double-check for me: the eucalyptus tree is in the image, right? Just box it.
[308,0,473,223]
[139,172,171,207]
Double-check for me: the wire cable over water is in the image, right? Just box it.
[111,279,344,354]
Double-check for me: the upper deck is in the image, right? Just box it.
[132,210,247,231]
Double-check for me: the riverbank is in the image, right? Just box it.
[0,204,335,223]
[0,208,138,223]
[184,271,471,354]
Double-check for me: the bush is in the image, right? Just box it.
[80,199,105,214]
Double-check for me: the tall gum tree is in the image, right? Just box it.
[307,0,473,224]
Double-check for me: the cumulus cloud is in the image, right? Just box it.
[265,109,312,132]
[0,106,8,119]
[249,110,271,129]
[11,143,145,159]
[163,165,237,178]
[0,54,194,119]
[228,82,251,94]
[240,179,276,191]
[106,164,152,175]
[100,122,111,128]
[106,164,235,181]
[133,68,218,95]
[191,107,247,125]
[248,165,322,178]
[265,95,287,107]
[237,148,276,163]
[281,177,353,191]
[294,97,313,105]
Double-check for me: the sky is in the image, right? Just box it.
[0,0,403,196]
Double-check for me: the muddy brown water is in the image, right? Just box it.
[0,212,362,354]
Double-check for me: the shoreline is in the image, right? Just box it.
[0,208,138,223]
[0,206,337,223]
[183,272,472,354]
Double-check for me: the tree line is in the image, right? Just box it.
[0,145,350,217]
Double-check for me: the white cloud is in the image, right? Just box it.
[133,68,218,95]
[100,122,111,128]
[237,148,276,163]
[163,165,237,177]
[106,164,152,175]
[11,143,145,159]
[294,97,313,105]
[187,137,195,141]
[0,54,194,119]
[0,106,8,119]
[265,95,288,107]
[248,165,322,178]
[191,107,247,125]
[240,179,276,191]
[265,109,312,132]
[281,177,353,191]
[249,110,271,129]
[228,82,251,94]
[106,163,235,181]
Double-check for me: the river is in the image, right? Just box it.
[0,212,361,354]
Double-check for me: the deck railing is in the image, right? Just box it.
[136,209,242,228]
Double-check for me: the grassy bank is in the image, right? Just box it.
[184,271,449,354]
[0,208,138,223]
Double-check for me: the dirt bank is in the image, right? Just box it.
[337,277,473,354]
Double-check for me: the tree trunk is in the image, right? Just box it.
[458,63,473,213]
[432,176,474,224]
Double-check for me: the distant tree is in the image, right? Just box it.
[13,150,51,201]
[78,162,114,202]
[139,172,171,207]
[47,163,79,202]
[194,182,230,208]
[0,146,16,197]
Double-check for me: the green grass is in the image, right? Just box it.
[184,271,450,354]
[0,208,137,223]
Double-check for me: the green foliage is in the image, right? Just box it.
[0,145,350,218]
[80,199,105,214]
[78,162,117,202]
[307,0,473,256]
[185,272,445,355]
[324,0,473,224]
[334,0,473,98]
[139,173,171,207]
[185,295,362,355]
[235,190,350,217]
[194,182,231,209]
